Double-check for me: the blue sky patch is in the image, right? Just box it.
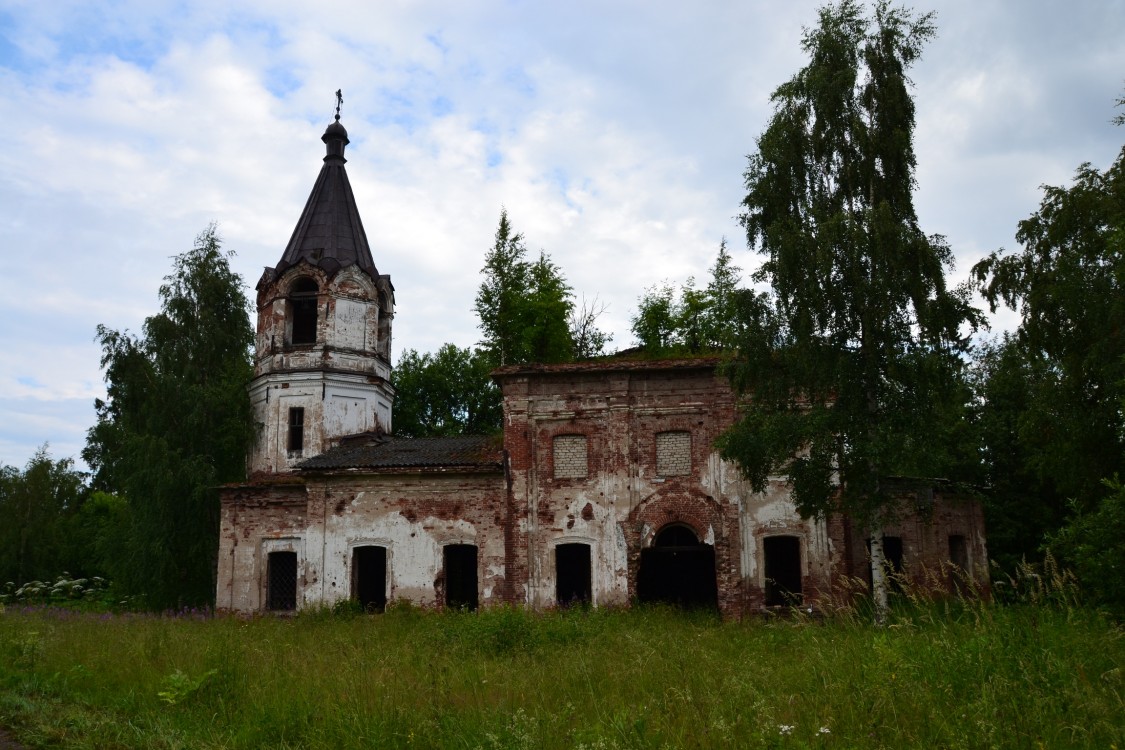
[431,96,453,117]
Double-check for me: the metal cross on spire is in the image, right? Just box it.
[335,89,343,120]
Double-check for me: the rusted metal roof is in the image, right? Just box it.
[268,116,380,282]
[298,433,503,472]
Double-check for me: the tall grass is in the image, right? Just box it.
[1,592,1121,749]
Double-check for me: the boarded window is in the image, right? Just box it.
[288,407,305,453]
[553,435,588,479]
[266,551,298,611]
[289,277,319,345]
[556,543,592,606]
[352,545,387,612]
[656,431,691,476]
[444,544,478,611]
[763,535,802,606]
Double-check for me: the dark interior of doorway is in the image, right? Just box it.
[865,535,905,594]
[763,535,802,606]
[267,551,297,611]
[948,534,968,594]
[444,544,479,610]
[353,545,387,612]
[556,543,592,606]
[637,524,718,610]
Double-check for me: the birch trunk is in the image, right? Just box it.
[869,529,889,626]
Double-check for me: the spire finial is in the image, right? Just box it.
[335,89,343,121]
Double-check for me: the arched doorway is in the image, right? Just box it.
[637,524,718,610]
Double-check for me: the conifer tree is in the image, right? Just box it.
[475,209,573,366]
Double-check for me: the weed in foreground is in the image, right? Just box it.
[0,596,1121,749]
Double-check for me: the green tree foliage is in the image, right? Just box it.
[475,209,574,366]
[969,336,1067,573]
[392,345,502,437]
[718,0,979,616]
[972,143,1125,514]
[630,240,744,355]
[1049,478,1125,615]
[83,225,254,608]
[0,447,89,585]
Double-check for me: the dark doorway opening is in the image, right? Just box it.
[763,535,802,606]
[948,535,968,594]
[352,545,387,612]
[637,524,718,610]
[866,535,905,594]
[444,544,479,610]
[556,543,592,606]
[884,536,904,593]
[266,551,298,611]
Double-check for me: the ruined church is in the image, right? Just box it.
[216,116,988,616]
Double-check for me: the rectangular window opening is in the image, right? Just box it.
[556,543,592,606]
[288,407,305,453]
[443,544,479,611]
[291,298,318,345]
[763,535,803,606]
[352,545,387,613]
[266,551,298,611]
[866,536,905,594]
[948,535,969,594]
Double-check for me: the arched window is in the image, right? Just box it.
[289,277,319,345]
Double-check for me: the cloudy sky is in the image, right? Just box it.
[1,0,1122,471]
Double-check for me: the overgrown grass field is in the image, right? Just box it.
[1,600,1122,749]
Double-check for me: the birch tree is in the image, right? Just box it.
[719,0,979,621]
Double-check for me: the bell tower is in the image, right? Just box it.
[248,106,395,475]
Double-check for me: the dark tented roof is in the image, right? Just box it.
[271,116,379,280]
[298,434,503,473]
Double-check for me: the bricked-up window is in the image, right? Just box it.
[266,551,298,611]
[553,435,588,479]
[289,277,319,345]
[656,431,691,476]
[288,407,305,453]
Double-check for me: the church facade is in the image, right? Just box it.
[216,118,988,617]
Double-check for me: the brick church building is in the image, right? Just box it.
[216,116,988,617]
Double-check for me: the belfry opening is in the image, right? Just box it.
[637,524,718,610]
